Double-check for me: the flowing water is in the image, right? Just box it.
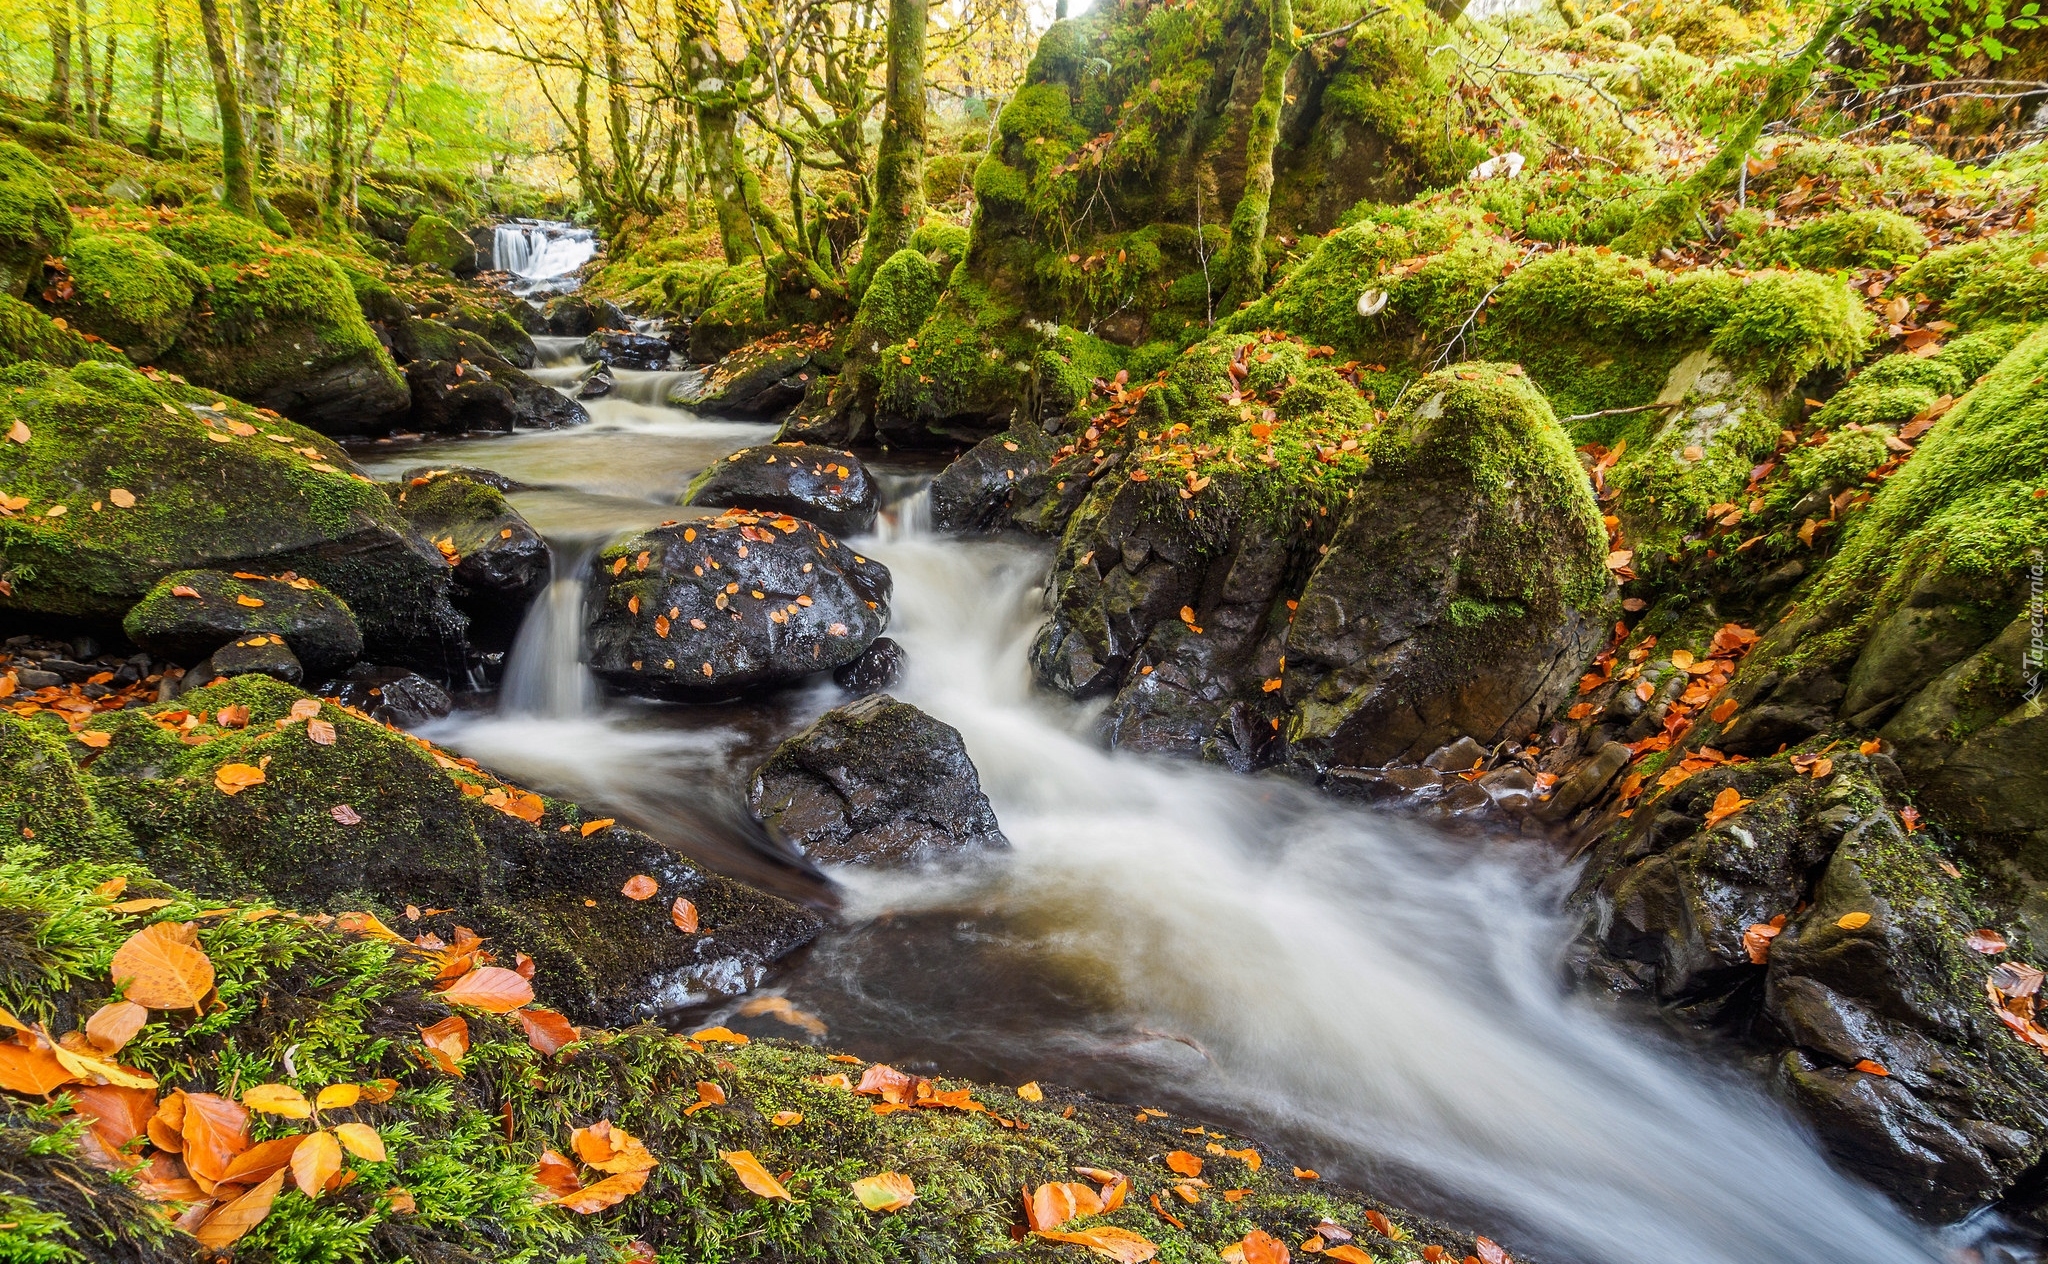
[492,220,599,297]
[350,341,1977,1264]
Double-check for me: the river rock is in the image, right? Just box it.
[927,427,1068,534]
[747,693,1006,866]
[542,294,630,337]
[316,663,453,728]
[180,632,304,690]
[0,359,465,669]
[680,443,879,535]
[833,636,904,693]
[405,357,518,432]
[408,318,587,429]
[389,469,550,652]
[578,363,615,398]
[673,341,815,417]
[585,511,890,699]
[122,569,362,675]
[405,213,480,275]
[1570,754,2048,1219]
[580,330,671,371]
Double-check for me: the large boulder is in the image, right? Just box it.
[314,662,454,728]
[0,141,70,298]
[141,211,410,433]
[389,468,550,653]
[747,693,1007,866]
[580,329,672,370]
[405,213,480,275]
[408,317,587,429]
[122,568,362,675]
[46,231,206,362]
[0,292,95,367]
[542,292,630,336]
[680,443,880,535]
[404,356,518,433]
[585,510,890,699]
[672,338,818,417]
[56,674,823,1021]
[0,359,466,669]
[1570,754,2048,1221]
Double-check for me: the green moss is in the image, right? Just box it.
[50,231,206,362]
[0,293,92,366]
[1738,208,1928,272]
[1897,231,2048,329]
[0,141,70,298]
[1762,428,1891,516]
[846,247,939,353]
[404,213,476,272]
[688,258,770,361]
[970,154,1030,210]
[1814,353,1967,429]
[909,219,970,274]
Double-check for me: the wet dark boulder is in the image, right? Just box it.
[578,363,615,398]
[123,568,362,675]
[1569,755,2048,1219]
[315,663,453,728]
[543,294,630,337]
[66,675,822,1023]
[927,427,1081,534]
[672,340,816,418]
[833,636,904,694]
[680,443,880,536]
[177,632,304,691]
[389,469,550,654]
[747,692,1006,866]
[407,318,587,430]
[405,356,518,433]
[0,359,465,670]
[398,464,529,493]
[585,510,890,700]
[580,330,672,371]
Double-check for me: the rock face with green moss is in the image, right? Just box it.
[389,468,550,654]
[46,231,207,362]
[0,141,70,298]
[681,442,879,535]
[1570,753,2048,1221]
[122,568,363,675]
[0,291,94,365]
[0,359,464,668]
[402,316,588,431]
[404,211,480,275]
[585,514,891,700]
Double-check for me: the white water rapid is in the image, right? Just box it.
[358,395,1957,1264]
[492,220,597,294]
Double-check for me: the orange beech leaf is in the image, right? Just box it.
[1034,1226,1160,1263]
[1709,698,1738,724]
[180,1092,251,1189]
[1293,1167,1319,1179]
[1028,1181,1104,1230]
[809,1073,852,1090]
[111,921,214,1010]
[437,966,533,1013]
[418,1016,469,1075]
[1239,1229,1291,1264]
[71,1084,157,1151]
[1017,1081,1043,1101]
[671,898,700,932]
[1900,805,1922,832]
[534,1148,583,1197]
[1968,929,2011,955]
[1852,1059,1890,1077]
[213,762,267,795]
[720,1149,795,1200]
[1836,911,1872,931]
[1422,1248,1447,1263]
[75,729,110,748]
[83,1000,148,1053]
[242,1083,312,1118]
[108,898,173,914]
[1324,1249,1375,1264]
[621,874,658,900]
[134,1151,203,1202]
[771,1110,803,1126]
[334,1122,385,1162]
[1474,1236,1513,1264]
[572,1120,658,1175]
[1224,1146,1261,1171]
[385,1187,416,1213]
[1149,1191,1184,1228]
[358,1078,398,1104]
[516,1007,580,1056]
[194,1167,288,1248]
[291,1129,343,1197]
[555,1167,650,1213]
[1164,1150,1203,1177]
[580,818,615,836]
[683,1081,726,1117]
[307,718,337,746]
[852,1171,916,1212]
[315,1083,361,1111]
[688,1025,748,1045]
[1742,919,1785,965]
[334,911,407,942]
[0,1035,80,1096]
[1703,787,1752,828]
[148,1089,186,1153]
[220,1135,306,1185]
[48,1038,152,1091]
[855,1062,925,1104]
[1363,1210,1397,1238]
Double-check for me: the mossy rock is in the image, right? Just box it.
[1740,208,1928,272]
[0,291,92,366]
[144,209,410,434]
[909,219,971,273]
[687,259,770,361]
[845,247,938,353]
[0,842,1480,1264]
[1897,229,2048,330]
[404,212,479,275]
[0,141,70,298]
[122,568,363,675]
[388,469,549,654]
[0,358,463,666]
[49,230,207,362]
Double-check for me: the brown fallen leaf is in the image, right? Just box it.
[418,1015,469,1075]
[621,874,658,900]
[1967,929,2010,955]
[1164,1150,1203,1177]
[220,1134,306,1185]
[683,1081,726,1117]
[214,762,266,795]
[83,1000,148,1053]
[180,1092,251,1189]
[580,818,615,836]
[852,1171,916,1212]
[241,1083,312,1119]
[292,1128,343,1197]
[1474,1237,1513,1264]
[334,1122,384,1162]
[573,1120,658,1175]
[721,1149,795,1200]
[1836,911,1872,931]
[671,897,699,932]
[555,1167,651,1213]
[1028,1181,1105,1231]
[194,1166,288,1248]
[1324,1248,1375,1264]
[1704,786,1752,828]
[1035,1226,1159,1263]
[516,1007,580,1056]
[111,921,214,1010]
[307,718,337,746]
[437,965,533,1014]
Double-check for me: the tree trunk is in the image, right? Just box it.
[681,31,752,264]
[74,0,93,136]
[853,0,926,297]
[1219,0,1294,311]
[95,33,114,130]
[320,0,351,233]
[195,0,258,217]
[146,0,167,149]
[1613,2,1853,258]
[241,0,282,173]
[597,0,640,213]
[46,10,70,116]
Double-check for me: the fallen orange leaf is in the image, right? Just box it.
[555,1167,651,1212]
[437,965,533,1013]
[419,1015,469,1074]
[516,1007,580,1056]
[1836,911,1872,931]
[1703,786,1751,828]
[1028,1181,1105,1230]
[292,1128,343,1197]
[193,1166,287,1248]
[334,1122,385,1162]
[214,762,267,795]
[581,818,615,836]
[241,1083,313,1119]
[1852,1059,1890,1077]
[83,1000,148,1053]
[621,874,658,900]
[1035,1226,1159,1263]
[721,1149,795,1200]
[683,1081,726,1117]
[852,1171,916,1212]
[671,898,699,932]
[111,922,214,1010]
[1164,1150,1202,1177]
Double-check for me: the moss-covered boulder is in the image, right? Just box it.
[406,316,588,429]
[845,247,939,354]
[681,442,879,535]
[122,568,363,675]
[0,842,1478,1264]
[1739,207,1929,272]
[674,337,820,418]
[404,211,480,275]
[687,258,771,361]
[142,210,410,434]
[47,230,206,362]
[0,291,92,365]
[0,359,464,666]
[389,468,549,653]
[1571,754,2048,1219]
[0,141,69,298]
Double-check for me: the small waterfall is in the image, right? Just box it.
[492,220,598,296]
[500,541,600,718]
